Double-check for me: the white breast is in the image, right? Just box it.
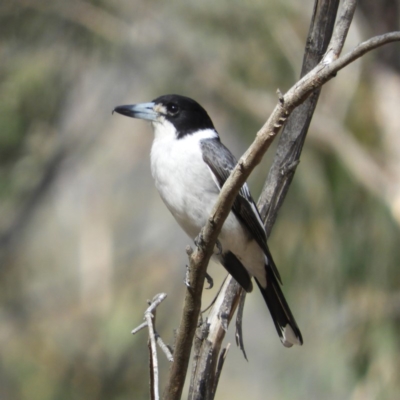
[150,124,219,238]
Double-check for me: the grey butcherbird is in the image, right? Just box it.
[113,94,303,347]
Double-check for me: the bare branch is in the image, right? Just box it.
[155,334,174,363]
[259,0,340,233]
[145,303,161,400]
[148,330,157,400]
[188,316,208,399]
[163,245,213,399]
[132,293,168,400]
[163,17,400,399]
[131,321,148,334]
[189,277,241,400]
[324,0,357,62]
[146,293,168,315]
[322,31,400,70]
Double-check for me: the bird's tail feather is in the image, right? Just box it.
[255,271,303,347]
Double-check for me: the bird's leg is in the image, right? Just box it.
[201,275,228,313]
[195,230,223,256]
[193,230,220,288]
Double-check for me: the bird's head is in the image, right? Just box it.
[113,94,216,140]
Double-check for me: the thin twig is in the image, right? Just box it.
[148,330,157,400]
[132,293,168,400]
[131,321,148,334]
[155,333,174,362]
[146,293,167,314]
[145,295,167,400]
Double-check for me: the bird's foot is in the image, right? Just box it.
[195,231,222,256]
[184,266,213,290]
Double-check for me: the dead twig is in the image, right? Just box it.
[132,293,170,400]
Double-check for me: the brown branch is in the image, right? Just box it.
[163,21,400,400]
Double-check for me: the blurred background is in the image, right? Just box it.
[1,0,399,399]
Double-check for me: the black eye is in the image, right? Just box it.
[166,103,179,116]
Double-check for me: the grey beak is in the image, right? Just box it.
[113,102,157,121]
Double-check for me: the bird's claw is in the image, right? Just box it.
[184,266,213,290]
[195,230,222,256]
[205,272,214,289]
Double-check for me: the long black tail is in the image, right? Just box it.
[255,270,303,347]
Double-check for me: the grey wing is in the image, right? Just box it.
[200,138,282,284]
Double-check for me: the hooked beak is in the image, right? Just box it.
[113,102,157,121]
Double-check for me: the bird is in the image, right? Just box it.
[113,94,303,347]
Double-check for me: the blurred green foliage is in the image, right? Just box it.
[0,1,399,399]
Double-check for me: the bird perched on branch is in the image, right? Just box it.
[113,94,303,347]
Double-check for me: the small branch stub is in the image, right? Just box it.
[277,88,285,104]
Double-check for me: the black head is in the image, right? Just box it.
[113,94,216,139]
[152,94,215,138]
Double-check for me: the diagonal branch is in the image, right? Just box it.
[214,32,400,245]
[259,0,339,234]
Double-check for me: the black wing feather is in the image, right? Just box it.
[200,138,282,284]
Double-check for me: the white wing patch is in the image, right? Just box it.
[241,183,265,230]
[206,165,222,191]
